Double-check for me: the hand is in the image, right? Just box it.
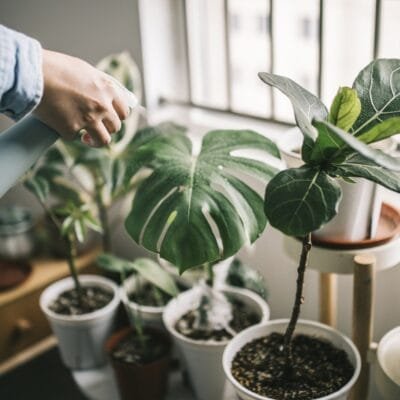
[34,50,130,147]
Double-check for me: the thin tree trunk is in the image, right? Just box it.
[283,233,312,371]
[65,234,83,303]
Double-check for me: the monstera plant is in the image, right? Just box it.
[257,58,400,373]
[124,125,281,270]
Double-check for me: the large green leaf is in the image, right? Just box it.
[97,254,178,296]
[328,87,361,131]
[357,117,400,144]
[329,153,400,192]
[353,59,400,134]
[258,72,328,140]
[125,129,280,271]
[264,166,342,236]
[314,120,400,171]
[258,72,328,162]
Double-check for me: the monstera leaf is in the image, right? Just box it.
[352,59,400,134]
[125,128,280,271]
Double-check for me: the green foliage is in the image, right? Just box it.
[97,254,178,297]
[328,87,361,131]
[259,59,400,237]
[226,258,267,299]
[124,125,281,271]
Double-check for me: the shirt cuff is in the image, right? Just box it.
[0,26,44,121]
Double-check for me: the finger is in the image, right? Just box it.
[84,121,111,147]
[112,92,130,120]
[102,109,122,134]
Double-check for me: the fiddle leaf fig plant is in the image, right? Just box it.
[259,58,400,371]
[124,126,281,271]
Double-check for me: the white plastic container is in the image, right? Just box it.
[40,275,120,370]
[120,274,165,329]
[375,326,400,400]
[163,286,270,400]
[223,319,361,400]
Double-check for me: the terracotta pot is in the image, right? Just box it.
[106,326,171,400]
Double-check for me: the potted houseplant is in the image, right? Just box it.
[120,125,279,400]
[96,254,178,400]
[222,59,400,399]
[23,149,120,370]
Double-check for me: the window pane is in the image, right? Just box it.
[186,0,228,108]
[228,0,271,117]
[322,0,375,106]
[273,0,320,122]
[379,0,400,58]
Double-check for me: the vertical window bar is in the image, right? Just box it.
[373,0,382,59]
[223,0,232,111]
[269,0,275,118]
[182,0,193,104]
[317,0,324,98]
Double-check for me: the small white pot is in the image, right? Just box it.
[40,274,120,370]
[375,326,400,399]
[120,274,165,329]
[277,128,396,241]
[163,286,270,400]
[223,319,361,400]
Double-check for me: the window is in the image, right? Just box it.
[139,0,397,124]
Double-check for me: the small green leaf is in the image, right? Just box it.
[313,120,400,171]
[24,176,49,202]
[328,87,361,131]
[357,117,400,144]
[264,166,342,236]
[97,254,179,296]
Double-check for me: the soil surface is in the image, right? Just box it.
[128,282,173,307]
[232,332,354,400]
[175,297,260,341]
[49,285,113,315]
[112,330,169,365]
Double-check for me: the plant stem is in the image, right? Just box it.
[282,233,312,371]
[95,180,112,252]
[65,233,83,303]
[206,263,214,287]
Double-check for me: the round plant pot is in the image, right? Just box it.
[40,274,120,369]
[120,274,165,329]
[375,326,400,400]
[105,326,171,400]
[223,319,361,400]
[277,127,396,242]
[163,286,270,400]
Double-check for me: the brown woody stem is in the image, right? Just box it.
[283,233,312,371]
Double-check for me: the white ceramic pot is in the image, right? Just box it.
[163,286,270,400]
[375,326,400,399]
[120,274,165,329]
[40,274,120,370]
[277,127,396,241]
[223,319,361,400]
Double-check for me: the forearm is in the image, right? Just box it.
[0,24,43,120]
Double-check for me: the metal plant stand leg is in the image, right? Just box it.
[319,272,337,327]
[350,254,376,400]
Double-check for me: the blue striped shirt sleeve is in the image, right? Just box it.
[0,24,43,120]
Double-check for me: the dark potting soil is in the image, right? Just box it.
[49,285,113,315]
[112,330,169,365]
[128,282,173,307]
[232,332,354,400]
[175,297,260,341]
